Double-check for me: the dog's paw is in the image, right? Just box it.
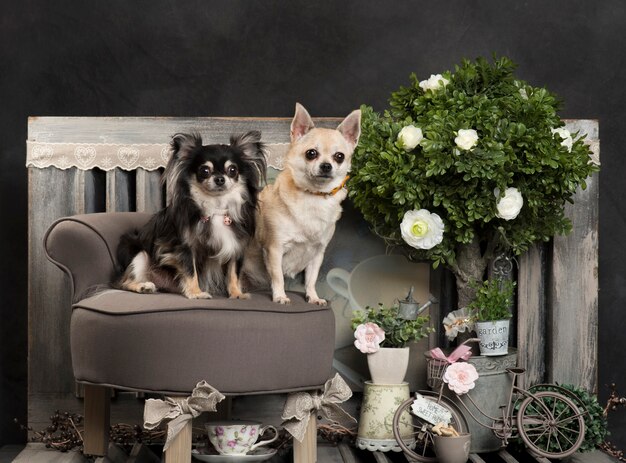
[126,281,157,293]
[274,295,291,304]
[306,295,327,306]
[186,291,212,299]
[138,282,157,293]
[229,292,251,300]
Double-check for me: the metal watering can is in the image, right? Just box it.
[397,286,438,320]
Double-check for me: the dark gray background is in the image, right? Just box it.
[2,0,624,448]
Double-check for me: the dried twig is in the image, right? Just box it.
[600,384,626,461]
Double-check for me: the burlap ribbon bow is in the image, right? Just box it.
[143,381,225,450]
[281,373,356,442]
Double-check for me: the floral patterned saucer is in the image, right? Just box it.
[192,447,277,462]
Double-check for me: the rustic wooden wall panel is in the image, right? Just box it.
[106,169,134,212]
[136,169,163,213]
[27,117,599,429]
[517,244,547,389]
[516,120,599,392]
[548,123,600,391]
[28,167,85,394]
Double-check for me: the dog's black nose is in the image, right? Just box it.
[320,163,332,173]
[214,175,225,186]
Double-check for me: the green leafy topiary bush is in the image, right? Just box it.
[350,56,599,306]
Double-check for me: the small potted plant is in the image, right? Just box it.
[352,303,432,384]
[468,279,515,356]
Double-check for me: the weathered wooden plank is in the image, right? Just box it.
[293,414,317,463]
[106,169,134,212]
[517,244,547,389]
[547,122,599,392]
[498,449,521,463]
[563,119,599,140]
[135,169,163,213]
[468,453,487,463]
[83,385,111,457]
[28,167,85,398]
[164,397,192,463]
[28,116,342,145]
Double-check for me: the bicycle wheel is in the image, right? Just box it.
[517,391,585,458]
[392,392,469,462]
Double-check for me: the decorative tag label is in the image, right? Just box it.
[411,394,452,426]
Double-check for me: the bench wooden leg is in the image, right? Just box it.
[83,384,110,457]
[293,414,317,463]
[164,397,192,463]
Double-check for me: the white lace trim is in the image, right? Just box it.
[356,437,415,452]
[25,141,290,171]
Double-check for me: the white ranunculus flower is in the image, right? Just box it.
[455,129,479,150]
[397,125,423,151]
[419,74,449,92]
[400,209,444,250]
[551,127,573,153]
[495,187,524,220]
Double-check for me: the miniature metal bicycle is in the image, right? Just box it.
[392,340,587,461]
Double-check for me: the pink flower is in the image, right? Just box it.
[443,362,479,395]
[354,322,385,353]
[227,440,237,448]
[215,426,224,436]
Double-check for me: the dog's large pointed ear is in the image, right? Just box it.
[337,109,362,149]
[290,103,315,142]
[170,132,202,160]
[164,132,203,199]
[230,131,267,186]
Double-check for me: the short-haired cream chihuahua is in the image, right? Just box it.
[243,103,361,304]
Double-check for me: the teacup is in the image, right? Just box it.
[206,420,278,455]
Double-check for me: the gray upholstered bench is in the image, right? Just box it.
[44,212,335,462]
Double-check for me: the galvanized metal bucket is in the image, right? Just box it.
[444,349,518,453]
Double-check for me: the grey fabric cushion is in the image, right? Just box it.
[71,289,335,395]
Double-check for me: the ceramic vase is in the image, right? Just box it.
[367,347,410,384]
[356,381,414,452]
[475,319,510,356]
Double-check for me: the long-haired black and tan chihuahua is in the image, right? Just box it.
[117,132,266,299]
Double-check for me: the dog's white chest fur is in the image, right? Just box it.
[190,184,245,263]
[273,187,344,277]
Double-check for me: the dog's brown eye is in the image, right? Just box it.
[198,165,210,179]
[334,152,345,163]
[227,165,238,178]
[305,149,318,160]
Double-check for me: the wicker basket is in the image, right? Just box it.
[424,352,448,389]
